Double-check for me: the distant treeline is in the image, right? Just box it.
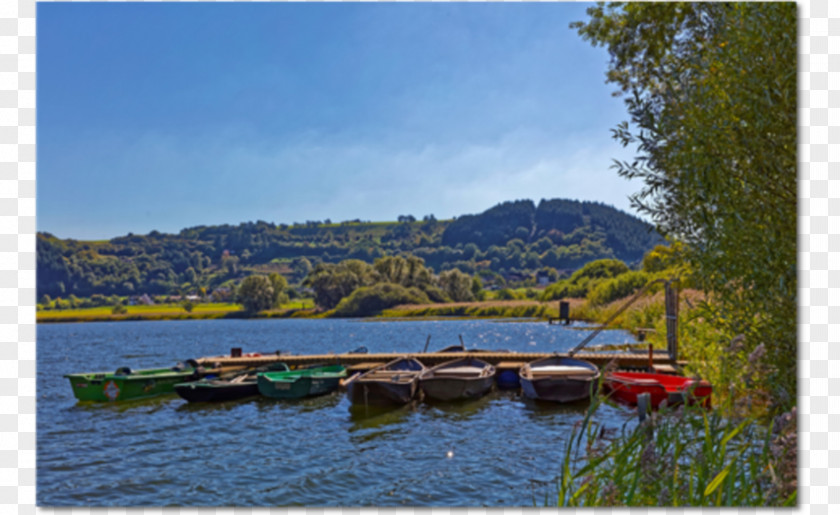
[37,198,663,299]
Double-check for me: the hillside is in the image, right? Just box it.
[36,198,662,299]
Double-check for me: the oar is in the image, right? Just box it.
[340,371,362,390]
[422,335,431,353]
[458,334,466,351]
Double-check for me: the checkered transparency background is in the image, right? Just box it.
[0,0,833,513]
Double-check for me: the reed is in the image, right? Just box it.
[552,391,797,507]
[380,300,557,319]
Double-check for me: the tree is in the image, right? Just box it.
[574,3,796,409]
[236,275,275,314]
[304,259,379,310]
[438,268,474,302]
[268,273,289,307]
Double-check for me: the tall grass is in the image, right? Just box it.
[553,392,797,507]
[380,300,556,319]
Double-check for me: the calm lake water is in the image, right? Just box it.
[37,318,640,507]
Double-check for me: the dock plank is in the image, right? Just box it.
[197,351,684,373]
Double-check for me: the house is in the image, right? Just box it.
[128,293,154,306]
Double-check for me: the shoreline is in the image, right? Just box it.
[36,299,576,324]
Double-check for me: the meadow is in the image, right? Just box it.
[36,300,316,323]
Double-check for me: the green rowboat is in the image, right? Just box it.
[257,365,347,399]
[64,361,203,402]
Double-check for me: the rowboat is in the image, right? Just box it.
[604,371,712,408]
[174,363,290,403]
[419,357,496,401]
[257,364,347,400]
[64,360,204,402]
[346,357,426,406]
[519,356,600,403]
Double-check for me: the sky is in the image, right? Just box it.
[37,2,641,241]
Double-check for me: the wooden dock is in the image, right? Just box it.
[197,350,684,374]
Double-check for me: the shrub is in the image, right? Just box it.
[332,283,431,317]
[586,271,650,306]
[495,288,518,300]
[542,259,631,301]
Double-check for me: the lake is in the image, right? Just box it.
[37,318,640,506]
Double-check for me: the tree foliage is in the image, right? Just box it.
[268,272,289,306]
[36,198,663,299]
[305,259,379,310]
[332,283,430,317]
[574,2,796,409]
[236,275,275,314]
[542,258,630,300]
[438,268,475,302]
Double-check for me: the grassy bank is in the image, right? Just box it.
[36,301,317,323]
[379,299,577,319]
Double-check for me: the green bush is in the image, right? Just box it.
[542,259,630,301]
[420,284,449,303]
[586,271,650,306]
[495,288,518,300]
[332,283,431,317]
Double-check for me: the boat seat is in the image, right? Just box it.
[530,366,594,377]
[435,367,482,376]
[626,378,662,386]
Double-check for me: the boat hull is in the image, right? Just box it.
[174,381,259,403]
[495,370,521,390]
[519,356,600,404]
[419,376,495,401]
[346,357,426,406]
[347,379,418,406]
[604,372,712,408]
[65,367,200,402]
[419,357,496,401]
[257,365,347,399]
[520,376,596,403]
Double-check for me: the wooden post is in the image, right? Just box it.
[559,301,570,325]
[648,343,654,372]
[665,280,679,362]
[638,393,650,422]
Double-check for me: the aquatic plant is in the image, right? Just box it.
[553,393,797,507]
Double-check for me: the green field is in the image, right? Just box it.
[37,300,316,323]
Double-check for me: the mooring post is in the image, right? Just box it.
[559,301,570,325]
[648,343,654,372]
[665,280,679,362]
[638,393,650,422]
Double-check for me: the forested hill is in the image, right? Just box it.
[37,198,663,298]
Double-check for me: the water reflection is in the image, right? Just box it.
[347,402,416,430]
[69,394,180,414]
[173,395,262,413]
[419,392,495,421]
[520,397,592,418]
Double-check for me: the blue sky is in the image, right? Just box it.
[38,2,639,240]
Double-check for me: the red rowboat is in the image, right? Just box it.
[604,371,712,408]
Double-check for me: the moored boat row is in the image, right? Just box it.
[64,350,713,409]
